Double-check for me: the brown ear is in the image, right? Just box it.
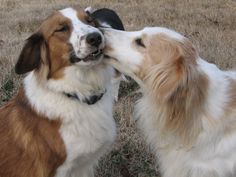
[15,33,44,74]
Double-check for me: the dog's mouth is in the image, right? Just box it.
[70,49,103,63]
[83,49,103,62]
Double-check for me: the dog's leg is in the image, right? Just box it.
[112,77,121,102]
[112,70,127,101]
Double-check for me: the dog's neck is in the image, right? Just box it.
[23,65,114,121]
[63,90,106,105]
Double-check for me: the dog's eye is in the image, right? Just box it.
[135,38,146,48]
[55,25,69,33]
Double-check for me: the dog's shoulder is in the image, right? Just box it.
[0,88,66,177]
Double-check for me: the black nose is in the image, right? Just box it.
[86,32,102,47]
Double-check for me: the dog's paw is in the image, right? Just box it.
[112,77,121,102]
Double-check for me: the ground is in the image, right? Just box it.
[0,0,235,176]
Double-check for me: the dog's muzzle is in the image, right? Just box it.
[70,32,104,64]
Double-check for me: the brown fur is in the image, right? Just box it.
[0,88,66,177]
[142,35,209,145]
[39,12,73,80]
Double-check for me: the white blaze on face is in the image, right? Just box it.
[60,8,104,59]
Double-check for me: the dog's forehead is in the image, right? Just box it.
[59,7,87,25]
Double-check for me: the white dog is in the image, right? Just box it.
[103,27,236,177]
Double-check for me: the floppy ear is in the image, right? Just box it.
[145,39,207,146]
[15,33,44,74]
[91,8,125,30]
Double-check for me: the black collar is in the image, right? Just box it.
[64,90,106,105]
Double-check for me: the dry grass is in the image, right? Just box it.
[0,0,236,176]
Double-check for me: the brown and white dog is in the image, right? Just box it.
[103,27,236,177]
[0,6,124,177]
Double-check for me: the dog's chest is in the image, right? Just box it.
[56,96,116,176]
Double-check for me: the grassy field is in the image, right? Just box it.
[0,0,235,176]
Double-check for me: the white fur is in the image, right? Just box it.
[104,28,144,72]
[104,27,236,177]
[60,7,120,101]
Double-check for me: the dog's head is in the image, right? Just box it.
[103,27,198,82]
[104,27,209,144]
[15,6,105,78]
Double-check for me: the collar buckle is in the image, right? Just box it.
[64,90,106,105]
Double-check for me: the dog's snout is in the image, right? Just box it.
[86,32,102,47]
